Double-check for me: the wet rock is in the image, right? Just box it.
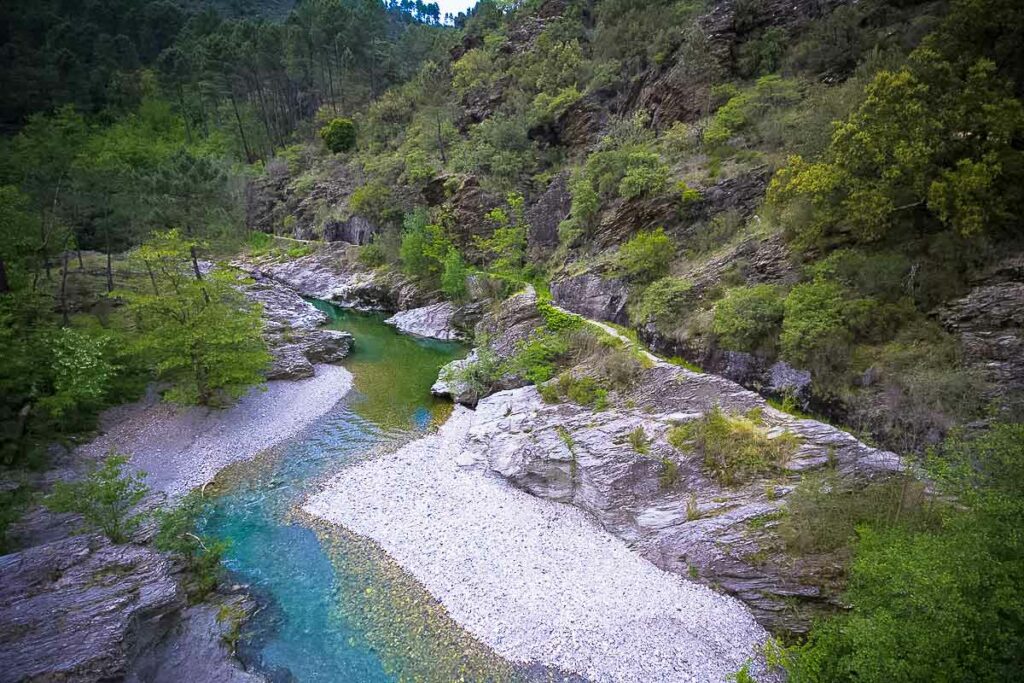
[322,214,377,245]
[0,535,182,682]
[386,302,464,341]
[551,273,630,326]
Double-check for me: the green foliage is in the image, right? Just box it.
[154,493,228,602]
[704,76,801,147]
[614,228,675,284]
[320,118,357,153]
[780,280,855,379]
[119,231,270,407]
[778,470,936,555]
[557,373,609,410]
[442,346,502,401]
[618,151,671,199]
[668,408,799,486]
[452,113,538,191]
[784,425,1024,682]
[349,182,399,225]
[399,210,452,280]
[627,426,649,454]
[477,193,528,278]
[530,86,583,125]
[44,452,148,544]
[440,247,469,300]
[629,277,693,327]
[0,483,32,554]
[660,457,680,490]
[713,285,785,354]
[769,45,1024,249]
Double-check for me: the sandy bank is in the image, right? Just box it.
[79,365,353,496]
[303,406,774,683]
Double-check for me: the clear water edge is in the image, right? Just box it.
[198,304,574,682]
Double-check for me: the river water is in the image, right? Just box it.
[197,304,523,682]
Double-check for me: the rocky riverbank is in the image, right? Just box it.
[0,278,354,683]
[304,407,777,683]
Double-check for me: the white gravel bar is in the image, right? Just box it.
[304,406,773,683]
[80,364,352,495]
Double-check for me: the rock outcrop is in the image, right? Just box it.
[550,274,630,326]
[0,534,179,682]
[243,277,353,380]
[385,302,464,341]
[244,243,436,311]
[940,254,1024,407]
[455,357,901,634]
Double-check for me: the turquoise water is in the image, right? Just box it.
[199,305,468,682]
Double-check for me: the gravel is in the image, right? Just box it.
[303,407,775,683]
[79,365,353,496]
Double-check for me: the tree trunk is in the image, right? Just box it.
[77,250,84,270]
[145,261,159,296]
[106,250,113,293]
[229,92,255,163]
[436,111,447,164]
[59,250,70,326]
[0,258,10,295]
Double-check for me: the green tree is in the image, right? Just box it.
[154,492,228,601]
[441,246,469,300]
[399,210,450,278]
[119,230,269,406]
[780,280,852,378]
[477,193,528,278]
[45,452,148,544]
[320,117,357,153]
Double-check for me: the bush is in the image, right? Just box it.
[618,151,671,199]
[614,228,675,283]
[627,425,649,453]
[629,276,693,327]
[778,470,936,555]
[349,182,397,225]
[440,247,469,300]
[780,280,853,378]
[703,75,801,147]
[154,492,228,601]
[783,424,1024,682]
[44,452,148,543]
[320,117,357,153]
[713,285,785,354]
[668,407,799,486]
[358,241,387,267]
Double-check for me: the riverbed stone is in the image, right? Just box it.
[386,302,464,341]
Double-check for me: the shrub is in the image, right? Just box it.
[783,424,1024,682]
[399,210,450,278]
[358,241,387,267]
[629,276,693,327]
[780,280,853,377]
[154,492,228,601]
[618,151,671,199]
[614,228,675,283]
[703,75,801,147]
[443,346,502,401]
[660,457,680,489]
[320,117,357,153]
[44,452,148,543]
[561,374,609,410]
[349,182,397,225]
[778,470,935,555]
[713,285,785,354]
[668,407,799,486]
[530,85,582,125]
[627,425,649,454]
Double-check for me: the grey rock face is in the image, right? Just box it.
[474,287,544,359]
[940,255,1024,403]
[0,535,182,682]
[243,278,353,380]
[459,360,902,634]
[323,214,378,245]
[385,302,464,341]
[432,351,480,405]
[246,243,435,311]
[525,173,571,256]
[551,274,630,326]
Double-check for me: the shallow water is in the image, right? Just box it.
[199,305,482,682]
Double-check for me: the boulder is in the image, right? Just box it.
[385,302,464,341]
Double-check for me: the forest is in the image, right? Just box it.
[1,1,1022,681]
